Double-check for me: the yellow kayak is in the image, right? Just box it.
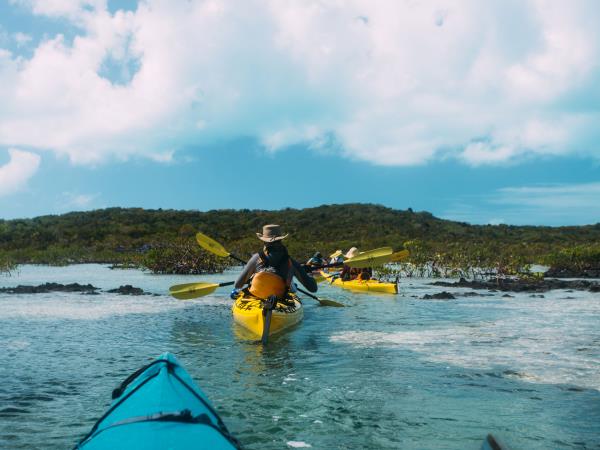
[232,290,303,338]
[320,271,398,294]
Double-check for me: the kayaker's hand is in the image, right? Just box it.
[303,265,313,274]
[230,288,241,300]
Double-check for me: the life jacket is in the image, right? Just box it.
[249,248,293,299]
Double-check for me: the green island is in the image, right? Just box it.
[1,203,599,279]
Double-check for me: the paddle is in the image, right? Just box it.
[390,249,410,262]
[261,296,277,345]
[169,281,234,300]
[295,286,344,307]
[342,247,394,268]
[195,232,345,307]
[195,232,246,264]
[196,232,393,270]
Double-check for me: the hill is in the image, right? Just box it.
[1,204,599,273]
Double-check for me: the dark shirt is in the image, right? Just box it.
[340,265,356,281]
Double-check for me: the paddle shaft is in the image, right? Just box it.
[230,252,343,271]
[296,286,321,301]
[195,235,344,306]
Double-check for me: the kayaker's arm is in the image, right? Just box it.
[291,259,318,292]
[234,254,259,289]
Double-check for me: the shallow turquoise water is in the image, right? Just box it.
[0,265,599,449]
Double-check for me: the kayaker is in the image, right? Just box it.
[339,247,373,281]
[329,250,343,265]
[340,247,360,281]
[357,267,373,281]
[306,252,325,268]
[231,224,318,299]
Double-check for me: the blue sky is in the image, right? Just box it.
[1,0,599,225]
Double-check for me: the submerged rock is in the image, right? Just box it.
[422,291,456,300]
[106,285,146,295]
[0,283,152,296]
[0,282,99,294]
[461,291,490,297]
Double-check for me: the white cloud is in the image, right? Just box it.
[60,191,99,209]
[13,32,32,47]
[0,0,599,167]
[147,149,174,163]
[10,0,107,20]
[0,148,41,196]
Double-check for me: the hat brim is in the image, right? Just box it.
[256,233,288,242]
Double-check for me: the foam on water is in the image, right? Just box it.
[331,289,600,390]
[287,441,312,448]
[0,293,233,320]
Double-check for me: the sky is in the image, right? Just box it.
[0,0,599,225]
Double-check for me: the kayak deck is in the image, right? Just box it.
[76,353,240,450]
[232,291,303,338]
[320,271,398,294]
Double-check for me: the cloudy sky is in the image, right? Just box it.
[0,0,599,225]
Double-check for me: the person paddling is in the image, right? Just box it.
[339,247,373,281]
[306,252,325,268]
[231,225,318,299]
[329,250,344,265]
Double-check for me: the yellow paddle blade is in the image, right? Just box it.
[169,282,220,300]
[317,298,345,307]
[390,249,410,262]
[195,232,231,258]
[345,247,393,268]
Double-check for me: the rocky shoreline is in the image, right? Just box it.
[0,283,156,296]
[544,267,600,278]
[430,277,600,293]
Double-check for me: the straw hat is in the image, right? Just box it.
[256,224,289,242]
[344,247,359,259]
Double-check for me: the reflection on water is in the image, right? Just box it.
[0,265,599,449]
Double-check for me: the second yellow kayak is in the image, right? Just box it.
[320,271,398,294]
[232,290,303,338]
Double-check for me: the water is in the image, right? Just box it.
[0,265,599,449]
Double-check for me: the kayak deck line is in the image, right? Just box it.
[80,410,228,446]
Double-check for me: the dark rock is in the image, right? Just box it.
[502,294,514,298]
[431,277,600,293]
[544,267,600,278]
[422,291,456,300]
[462,292,484,297]
[106,285,146,295]
[0,282,99,294]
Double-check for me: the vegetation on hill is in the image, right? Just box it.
[0,204,599,276]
